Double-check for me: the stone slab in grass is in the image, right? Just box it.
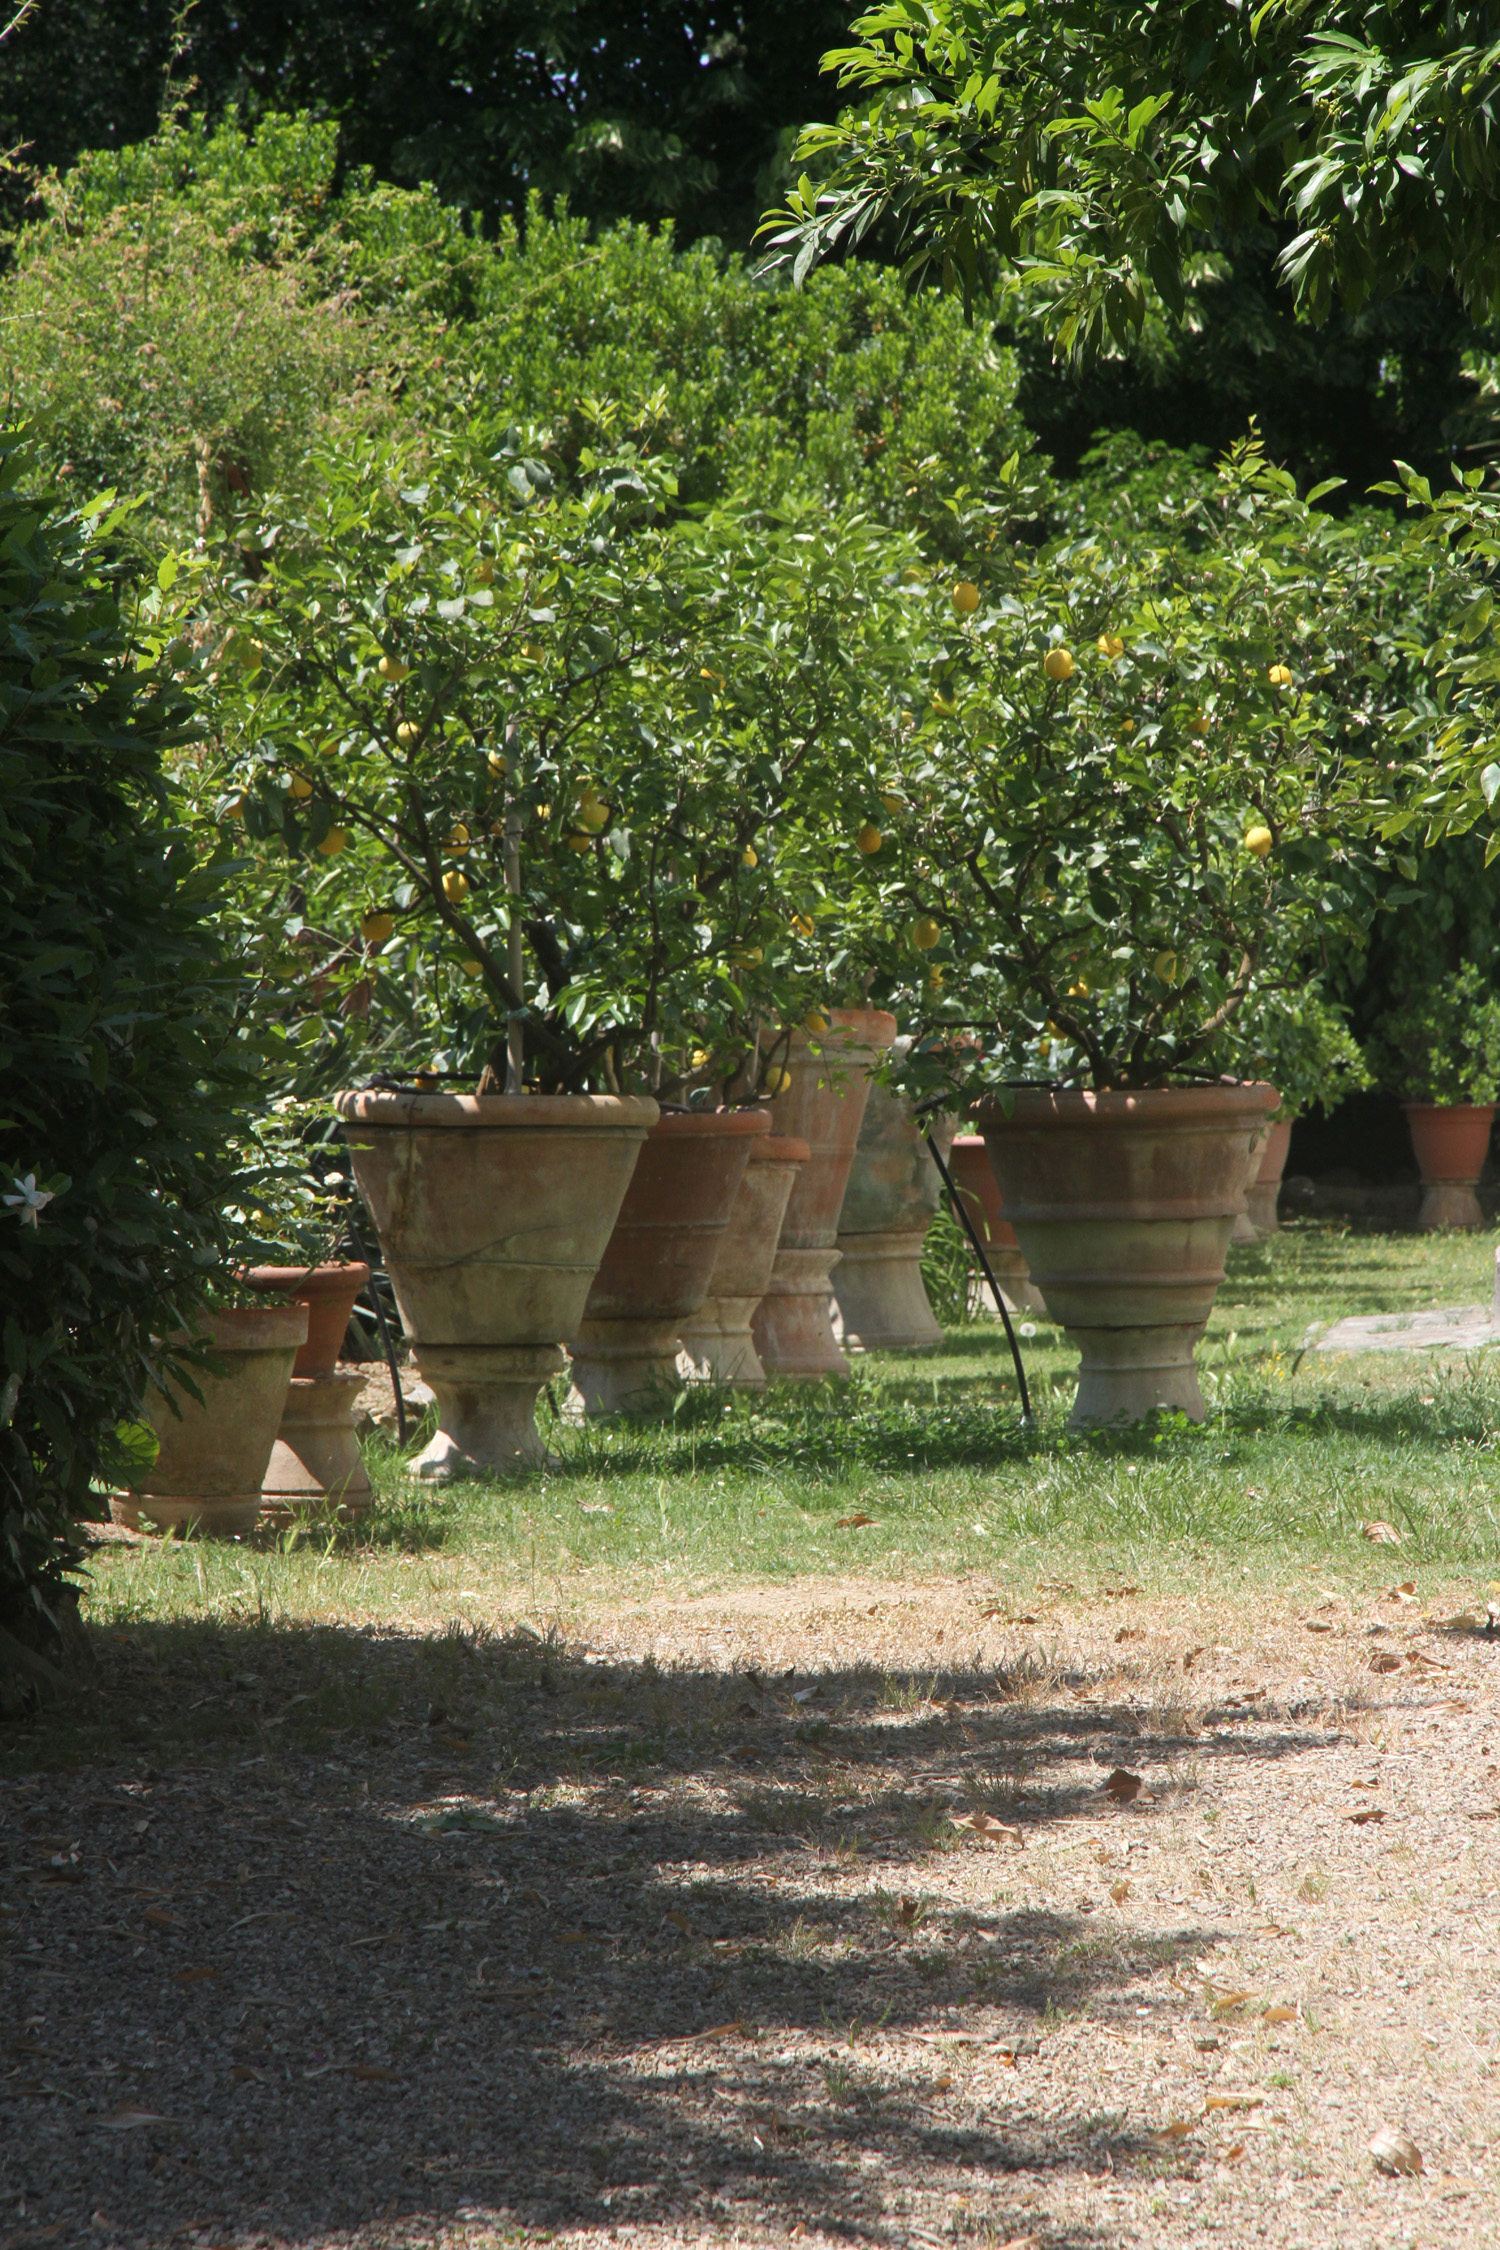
[1312,1304,1500,1354]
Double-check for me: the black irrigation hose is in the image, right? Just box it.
[919,1120,1034,1427]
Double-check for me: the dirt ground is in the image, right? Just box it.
[4,1568,1499,2250]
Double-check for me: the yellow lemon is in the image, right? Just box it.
[566,833,592,852]
[1067,978,1089,997]
[1121,717,1135,733]
[475,558,494,586]
[952,581,980,615]
[442,867,469,900]
[413,1069,441,1092]
[287,772,313,800]
[1244,824,1274,858]
[446,823,471,853]
[377,653,409,682]
[931,690,958,717]
[1268,663,1293,687]
[856,823,883,854]
[1044,647,1074,683]
[361,911,394,945]
[911,915,941,950]
[742,845,758,867]
[765,1066,793,1096]
[396,721,420,748]
[1097,634,1124,658]
[319,735,341,757]
[927,967,944,989]
[317,827,348,856]
[461,958,483,977]
[576,797,610,833]
[691,1049,710,1070]
[881,792,905,815]
[1152,950,1178,984]
[732,944,764,966]
[222,790,246,819]
[804,1009,829,1036]
[488,749,508,778]
[523,641,544,662]
[791,913,816,940]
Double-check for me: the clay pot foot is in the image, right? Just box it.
[753,1247,848,1380]
[1066,1324,1209,1427]
[410,1345,562,1477]
[834,1229,944,1351]
[681,1296,767,1387]
[568,1320,684,1416]
[1418,1181,1485,1231]
[260,1372,372,1528]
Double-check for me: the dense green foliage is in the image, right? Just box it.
[0,433,243,1704]
[1368,958,1500,1101]
[769,2,1500,357]
[0,0,853,252]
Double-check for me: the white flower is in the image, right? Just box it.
[3,1174,55,1229]
[1018,1321,1037,1338]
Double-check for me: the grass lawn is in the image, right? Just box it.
[69,1219,1500,1658]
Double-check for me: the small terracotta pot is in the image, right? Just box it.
[1404,1101,1497,1231]
[259,1372,373,1527]
[569,1108,772,1413]
[752,1007,897,1379]
[833,1066,948,1350]
[112,1305,308,1538]
[946,1135,1048,1318]
[336,1091,658,1476]
[976,1082,1277,1426]
[1245,1117,1294,1235]
[681,1135,809,1387]
[244,1261,371,1378]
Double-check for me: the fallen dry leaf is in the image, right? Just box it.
[1386,1582,1418,1603]
[834,1512,875,1529]
[97,2106,176,2131]
[1406,1649,1450,1672]
[1109,1880,1131,1904]
[1103,1584,1141,1598]
[693,2019,749,2042]
[1219,2141,1247,2164]
[1156,2117,1196,2142]
[1362,1519,1404,1547]
[1350,1808,1385,1825]
[1262,2004,1300,2025]
[897,1897,919,1925]
[930,2073,953,2094]
[143,1908,178,1931]
[1209,1988,1253,2018]
[1303,1618,1335,1633]
[1103,1768,1143,1803]
[1368,2122,1423,2176]
[948,1810,1023,1844]
[173,1966,220,1985]
[1204,2092,1263,2113]
[1114,1625,1146,1643]
[663,1910,694,1937]
[1369,1651,1402,1673]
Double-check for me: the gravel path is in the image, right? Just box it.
[3,1570,1498,2248]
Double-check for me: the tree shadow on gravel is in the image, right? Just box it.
[1,1617,1347,2248]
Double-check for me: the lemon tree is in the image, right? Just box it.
[872,438,1404,1096]
[193,431,916,1097]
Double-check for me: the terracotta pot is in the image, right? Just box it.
[975,1082,1277,1426]
[111,1305,308,1538]
[259,1372,372,1526]
[752,1007,897,1379]
[833,1062,949,1350]
[680,1135,809,1387]
[1230,1087,1278,1243]
[1245,1117,1294,1235]
[946,1135,1048,1318]
[243,1261,371,1377]
[569,1108,772,1413]
[1404,1101,1497,1231]
[335,1092,657,1477]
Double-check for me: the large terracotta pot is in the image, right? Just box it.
[1230,1087,1278,1243]
[1245,1117,1294,1235]
[112,1305,308,1537]
[244,1261,371,1377]
[568,1108,771,1413]
[335,1092,657,1476]
[680,1134,809,1387]
[752,1007,897,1379]
[975,1083,1277,1426]
[946,1136,1048,1318]
[833,1062,949,1350]
[1404,1101,1496,1231]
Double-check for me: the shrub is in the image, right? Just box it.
[0,432,242,1707]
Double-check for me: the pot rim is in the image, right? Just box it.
[1401,1099,1498,1117]
[243,1261,371,1294]
[648,1107,772,1138]
[975,1082,1279,1129]
[335,1091,660,1130]
[165,1305,310,1351]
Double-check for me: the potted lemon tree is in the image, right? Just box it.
[1369,966,1500,1229]
[873,439,1391,1424]
[192,430,912,1454]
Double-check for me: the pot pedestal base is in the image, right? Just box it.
[681,1297,767,1388]
[110,1490,263,1539]
[834,1229,944,1351]
[410,1344,563,1479]
[752,1248,847,1380]
[1418,1180,1485,1231]
[567,1320,685,1416]
[1063,1322,1210,1426]
[260,1372,372,1526]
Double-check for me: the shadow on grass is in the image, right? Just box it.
[2,1615,1347,2247]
